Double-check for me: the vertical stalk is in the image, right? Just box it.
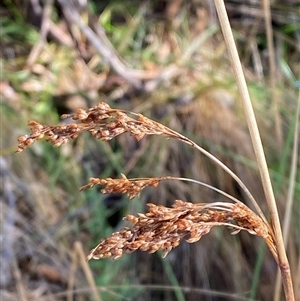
[274,91,300,300]
[262,0,283,151]
[213,1,295,300]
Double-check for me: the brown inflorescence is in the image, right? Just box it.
[16,102,277,263]
[17,102,179,152]
[87,200,271,261]
[80,174,169,199]
[17,121,89,152]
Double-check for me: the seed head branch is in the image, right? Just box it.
[16,102,266,224]
[80,174,170,199]
[80,174,276,257]
[87,200,273,261]
[16,102,277,261]
[81,175,244,205]
[17,102,181,152]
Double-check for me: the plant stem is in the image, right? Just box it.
[274,89,300,301]
[263,0,283,151]
[166,131,268,225]
[130,111,268,224]
[213,1,295,300]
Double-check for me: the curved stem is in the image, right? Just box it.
[129,176,244,205]
[168,177,243,204]
[170,132,268,225]
[128,110,268,225]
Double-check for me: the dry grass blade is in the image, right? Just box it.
[87,200,272,261]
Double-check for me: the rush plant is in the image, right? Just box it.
[16,1,296,300]
[16,100,292,299]
[16,102,276,261]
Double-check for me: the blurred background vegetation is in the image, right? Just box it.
[0,0,299,300]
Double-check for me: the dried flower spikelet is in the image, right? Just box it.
[87,200,273,261]
[62,102,112,122]
[87,201,219,260]
[17,102,183,153]
[232,203,269,238]
[16,121,44,152]
[80,175,164,199]
[17,118,89,152]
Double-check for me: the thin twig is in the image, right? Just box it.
[48,19,73,46]
[58,0,151,89]
[11,258,28,301]
[26,0,53,67]
[74,241,102,301]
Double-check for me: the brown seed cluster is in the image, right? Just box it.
[17,121,91,152]
[17,102,178,152]
[80,174,169,199]
[16,102,277,263]
[87,200,270,261]
[231,203,269,237]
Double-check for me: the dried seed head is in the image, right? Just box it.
[80,174,164,199]
[15,102,276,263]
[87,200,271,261]
[17,102,183,152]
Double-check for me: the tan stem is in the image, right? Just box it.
[274,91,300,300]
[213,0,295,300]
[263,0,283,151]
